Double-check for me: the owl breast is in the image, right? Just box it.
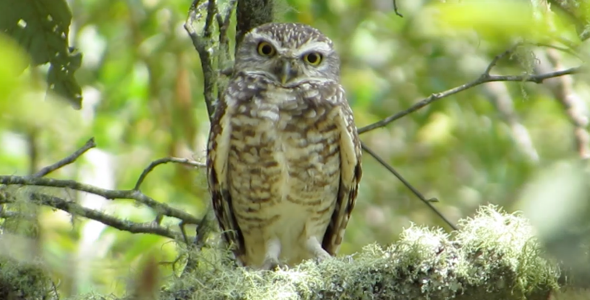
[227,83,341,267]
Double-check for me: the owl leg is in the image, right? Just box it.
[306,236,331,261]
[260,238,281,270]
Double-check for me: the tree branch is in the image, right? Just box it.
[358,66,582,134]
[0,191,181,239]
[361,142,458,231]
[134,157,205,191]
[33,138,96,177]
[235,0,274,48]
[184,0,218,120]
[162,206,559,300]
[392,0,403,17]
[0,136,203,240]
[0,176,201,225]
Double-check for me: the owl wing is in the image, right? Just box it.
[322,88,363,255]
[206,90,246,261]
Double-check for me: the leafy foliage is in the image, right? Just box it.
[0,0,82,107]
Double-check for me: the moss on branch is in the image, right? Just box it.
[160,205,559,300]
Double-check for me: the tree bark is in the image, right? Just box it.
[236,0,274,48]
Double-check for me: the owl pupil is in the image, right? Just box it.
[307,53,318,63]
[261,45,272,55]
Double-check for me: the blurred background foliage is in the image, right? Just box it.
[0,0,589,297]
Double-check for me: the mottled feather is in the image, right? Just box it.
[206,23,362,269]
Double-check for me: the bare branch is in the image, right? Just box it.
[204,0,217,40]
[216,0,237,100]
[533,43,584,60]
[0,176,201,225]
[483,46,517,76]
[33,138,96,177]
[134,157,206,191]
[358,66,582,134]
[0,191,181,239]
[360,142,457,231]
[216,1,236,66]
[184,0,218,119]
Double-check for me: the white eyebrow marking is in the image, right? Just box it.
[248,32,283,50]
[294,42,332,56]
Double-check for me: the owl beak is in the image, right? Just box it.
[280,62,291,85]
[279,60,296,85]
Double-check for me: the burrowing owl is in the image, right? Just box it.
[206,23,362,269]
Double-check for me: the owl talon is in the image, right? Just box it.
[261,258,281,271]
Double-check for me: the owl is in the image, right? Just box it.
[206,23,362,270]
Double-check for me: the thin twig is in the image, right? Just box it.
[0,176,201,225]
[358,66,582,134]
[361,142,458,231]
[533,43,584,60]
[33,138,96,177]
[134,157,205,190]
[392,0,403,17]
[483,46,517,76]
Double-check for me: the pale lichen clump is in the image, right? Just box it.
[161,205,560,300]
[0,256,56,300]
[454,205,560,297]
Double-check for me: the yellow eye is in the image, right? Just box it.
[257,42,276,57]
[303,52,322,65]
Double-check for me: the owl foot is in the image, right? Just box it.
[260,258,282,271]
[306,236,331,263]
[260,238,282,270]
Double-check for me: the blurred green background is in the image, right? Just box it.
[0,0,588,297]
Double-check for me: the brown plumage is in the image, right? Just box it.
[206,23,362,269]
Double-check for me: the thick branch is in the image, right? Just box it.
[358,66,582,134]
[235,0,274,48]
[184,0,218,119]
[0,176,201,225]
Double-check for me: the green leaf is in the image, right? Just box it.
[430,1,578,45]
[0,33,29,102]
[0,0,82,108]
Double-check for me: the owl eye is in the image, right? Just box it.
[257,42,276,57]
[303,52,322,66]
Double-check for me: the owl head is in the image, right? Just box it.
[234,23,340,86]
